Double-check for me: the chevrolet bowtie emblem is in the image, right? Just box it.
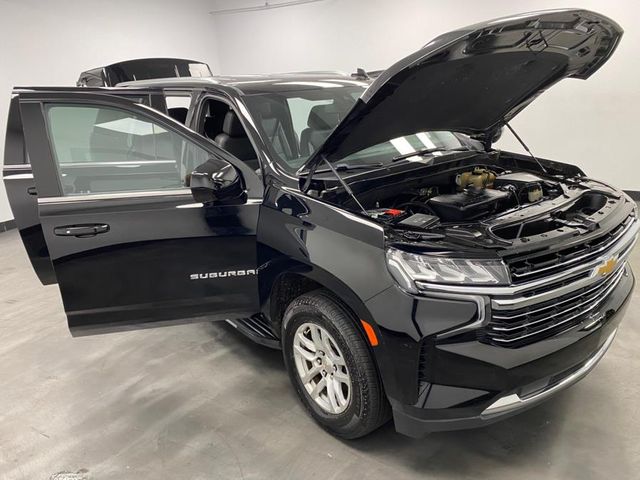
[596,258,618,277]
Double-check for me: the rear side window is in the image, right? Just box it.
[165,94,192,124]
[45,104,210,196]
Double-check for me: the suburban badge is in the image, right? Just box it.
[190,269,257,280]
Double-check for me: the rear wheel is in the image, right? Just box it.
[282,290,390,439]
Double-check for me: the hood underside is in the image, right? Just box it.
[301,9,622,171]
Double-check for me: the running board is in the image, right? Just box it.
[225,316,281,349]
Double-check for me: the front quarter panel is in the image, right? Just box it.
[258,186,393,304]
[257,186,431,400]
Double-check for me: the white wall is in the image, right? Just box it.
[2,0,638,223]
[0,0,220,222]
[210,0,640,190]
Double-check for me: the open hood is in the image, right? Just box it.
[301,9,622,172]
[76,58,212,87]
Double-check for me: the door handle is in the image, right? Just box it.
[54,224,110,237]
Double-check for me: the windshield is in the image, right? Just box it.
[244,85,472,173]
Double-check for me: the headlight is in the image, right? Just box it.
[386,247,510,292]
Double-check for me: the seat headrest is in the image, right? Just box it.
[203,115,220,139]
[222,111,246,137]
[208,101,228,117]
[257,101,288,119]
[307,104,341,130]
[168,107,188,124]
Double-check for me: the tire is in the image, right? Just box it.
[281,290,391,439]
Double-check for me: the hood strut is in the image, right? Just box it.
[505,123,548,174]
[318,156,368,216]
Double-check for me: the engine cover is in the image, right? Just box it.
[428,189,510,222]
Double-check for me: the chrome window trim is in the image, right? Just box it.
[37,189,192,204]
[37,190,264,205]
[2,164,32,171]
[59,160,178,167]
[3,173,34,180]
[481,328,618,417]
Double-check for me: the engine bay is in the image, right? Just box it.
[365,166,562,225]
[307,148,632,250]
[329,160,630,248]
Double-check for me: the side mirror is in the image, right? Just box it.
[189,158,243,204]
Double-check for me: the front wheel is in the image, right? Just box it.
[282,290,390,439]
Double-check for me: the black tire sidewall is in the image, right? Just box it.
[282,297,371,436]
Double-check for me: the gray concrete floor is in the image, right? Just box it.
[0,229,639,480]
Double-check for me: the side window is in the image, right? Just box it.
[199,99,260,170]
[165,94,191,124]
[45,104,210,196]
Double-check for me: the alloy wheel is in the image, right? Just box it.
[292,322,351,414]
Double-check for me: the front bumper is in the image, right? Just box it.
[365,263,634,438]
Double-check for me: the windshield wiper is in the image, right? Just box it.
[391,146,471,162]
[311,161,385,174]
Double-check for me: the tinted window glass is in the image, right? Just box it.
[46,104,210,195]
[166,95,191,124]
[244,85,366,172]
[341,131,465,164]
[245,85,480,173]
[286,97,332,142]
[165,95,192,110]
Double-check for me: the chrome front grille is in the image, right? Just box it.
[505,216,634,285]
[417,213,637,349]
[481,265,626,348]
[480,215,639,348]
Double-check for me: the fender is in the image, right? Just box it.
[258,256,416,405]
[257,184,394,330]
[260,257,377,331]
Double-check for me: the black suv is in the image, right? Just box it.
[3,10,636,439]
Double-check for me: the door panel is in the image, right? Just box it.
[38,194,260,334]
[3,90,170,285]
[16,90,262,335]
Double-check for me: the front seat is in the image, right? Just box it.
[299,104,341,156]
[203,101,229,140]
[257,101,297,160]
[214,111,258,168]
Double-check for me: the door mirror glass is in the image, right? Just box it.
[189,158,243,204]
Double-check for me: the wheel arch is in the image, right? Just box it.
[262,262,378,342]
